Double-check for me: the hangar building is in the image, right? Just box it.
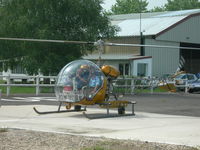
[84,9,200,77]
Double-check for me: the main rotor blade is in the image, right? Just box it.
[0,37,94,45]
[105,42,200,50]
[0,37,199,50]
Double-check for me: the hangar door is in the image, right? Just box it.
[180,43,200,74]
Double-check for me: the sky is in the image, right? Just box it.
[101,0,168,11]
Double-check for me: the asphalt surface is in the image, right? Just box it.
[128,93,200,117]
[1,93,200,146]
[1,92,200,117]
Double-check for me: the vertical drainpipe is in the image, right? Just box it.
[140,32,144,56]
[139,1,144,56]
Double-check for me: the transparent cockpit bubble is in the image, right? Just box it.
[55,60,105,102]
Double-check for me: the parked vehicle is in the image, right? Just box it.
[196,72,200,78]
[188,79,200,93]
[174,73,198,91]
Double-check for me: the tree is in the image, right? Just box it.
[165,0,200,11]
[0,0,117,75]
[150,6,165,12]
[111,0,148,15]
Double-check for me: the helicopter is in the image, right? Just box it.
[50,59,136,119]
[0,37,199,119]
[0,37,137,119]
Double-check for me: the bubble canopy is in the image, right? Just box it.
[55,60,105,102]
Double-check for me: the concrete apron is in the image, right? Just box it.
[0,105,200,147]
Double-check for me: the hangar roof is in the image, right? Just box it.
[110,9,200,37]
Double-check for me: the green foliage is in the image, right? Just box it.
[40,87,54,93]
[113,87,168,95]
[0,127,8,133]
[0,86,55,94]
[151,0,200,12]
[111,0,148,15]
[0,86,35,94]
[165,0,200,11]
[0,0,117,75]
[10,86,36,94]
[150,6,165,12]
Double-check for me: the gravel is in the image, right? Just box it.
[0,129,198,150]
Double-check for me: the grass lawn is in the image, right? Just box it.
[0,86,54,94]
[114,87,168,94]
[0,86,168,95]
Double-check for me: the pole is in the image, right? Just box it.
[139,0,144,56]
[36,75,40,96]
[0,89,2,107]
[131,78,135,95]
[6,74,10,96]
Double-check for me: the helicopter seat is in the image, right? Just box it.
[63,92,84,102]
[63,85,73,91]
[62,85,85,102]
[63,85,73,97]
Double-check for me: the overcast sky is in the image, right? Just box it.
[101,0,168,11]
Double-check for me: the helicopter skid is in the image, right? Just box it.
[83,101,136,119]
[83,112,135,119]
[33,107,86,115]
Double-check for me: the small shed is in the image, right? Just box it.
[83,53,152,77]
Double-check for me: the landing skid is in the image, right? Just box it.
[33,102,86,115]
[33,100,136,119]
[33,107,86,115]
[83,112,135,119]
[83,101,136,119]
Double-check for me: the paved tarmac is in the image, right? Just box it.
[0,93,200,147]
[1,93,200,117]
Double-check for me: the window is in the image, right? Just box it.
[137,63,147,77]
[125,64,129,75]
[182,75,187,79]
[187,74,195,80]
[119,64,124,75]
[119,63,130,76]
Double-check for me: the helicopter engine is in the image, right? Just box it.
[101,65,120,79]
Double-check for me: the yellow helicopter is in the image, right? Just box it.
[0,37,136,119]
[49,59,136,119]
[0,37,199,119]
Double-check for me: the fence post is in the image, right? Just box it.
[150,78,154,94]
[6,74,10,97]
[185,80,188,93]
[131,78,135,95]
[0,89,2,107]
[36,75,40,96]
[125,78,128,94]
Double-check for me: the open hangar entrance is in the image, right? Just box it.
[180,43,200,74]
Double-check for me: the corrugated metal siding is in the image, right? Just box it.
[145,39,180,77]
[105,37,140,55]
[91,60,131,73]
[157,15,200,44]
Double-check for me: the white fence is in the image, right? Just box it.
[0,75,191,96]
[113,77,159,95]
[114,77,192,94]
[0,75,57,96]
[0,89,1,107]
